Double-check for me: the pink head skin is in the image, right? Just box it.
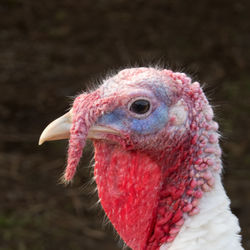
[65,68,221,250]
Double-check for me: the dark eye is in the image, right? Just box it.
[129,99,151,115]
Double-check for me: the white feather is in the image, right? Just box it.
[160,175,243,250]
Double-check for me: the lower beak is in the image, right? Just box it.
[39,110,119,145]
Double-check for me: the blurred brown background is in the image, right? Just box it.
[0,0,249,249]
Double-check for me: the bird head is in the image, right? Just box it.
[39,67,220,250]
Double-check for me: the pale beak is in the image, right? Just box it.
[39,110,119,145]
[39,111,72,145]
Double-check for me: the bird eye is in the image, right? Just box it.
[129,99,151,115]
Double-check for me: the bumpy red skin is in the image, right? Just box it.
[65,91,122,181]
[65,68,221,250]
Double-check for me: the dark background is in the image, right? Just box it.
[0,0,249,249]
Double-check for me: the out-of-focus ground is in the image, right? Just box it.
[0,0,249,249]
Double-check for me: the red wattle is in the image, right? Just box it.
[94,141,162,250]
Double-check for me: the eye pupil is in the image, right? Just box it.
[130,99,150,114]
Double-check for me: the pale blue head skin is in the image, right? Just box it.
[97,85,169,135]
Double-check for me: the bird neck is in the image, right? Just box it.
[160,174,243,250]
[146,120,222,248]
[146,109,243,250]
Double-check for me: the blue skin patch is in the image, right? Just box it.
[97,103,168,135]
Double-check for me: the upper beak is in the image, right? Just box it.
[39,111,72,145]
[39,110,119,145]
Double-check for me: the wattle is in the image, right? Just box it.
[94,141,162,250]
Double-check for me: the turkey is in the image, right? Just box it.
[39,67,243,250]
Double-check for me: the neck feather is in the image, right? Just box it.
[160,174,243,250]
